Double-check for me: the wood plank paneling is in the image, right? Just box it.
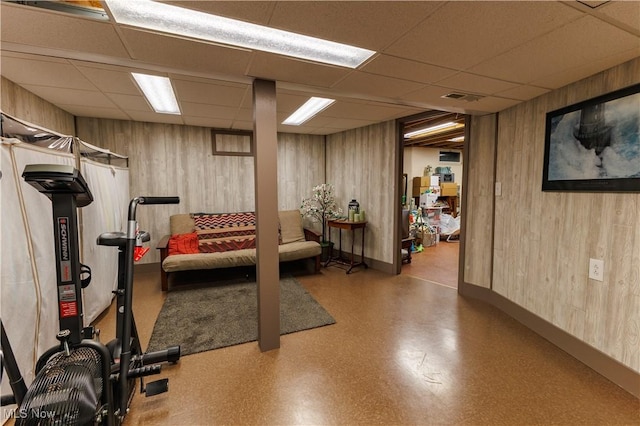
[76,117,325,264]
[489,57,640,372]
[1,77,75,135]
[463,113,496,288]
[277,133,325,212]
[326,121,396,264]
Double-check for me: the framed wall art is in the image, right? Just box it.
[542,83,640,192]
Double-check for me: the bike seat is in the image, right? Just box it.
[97,231,150,247]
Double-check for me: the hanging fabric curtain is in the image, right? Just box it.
[1,112,129,390]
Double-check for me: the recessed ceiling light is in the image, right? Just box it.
[104,0,376,69]
[283,97,335,126]
[131,73,181,115]
[404,122,463,138]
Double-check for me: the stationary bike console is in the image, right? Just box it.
[23,164,94,344]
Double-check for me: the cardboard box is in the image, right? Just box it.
[419,193,438,207]
[412,176,430,187]
[440,183,458,196]
[412,185,430,197]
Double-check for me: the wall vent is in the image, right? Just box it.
[442,92,484,102]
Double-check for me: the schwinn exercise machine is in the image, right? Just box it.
[0,164,179,424]
[96,195,180,418]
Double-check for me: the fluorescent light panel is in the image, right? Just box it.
[131,73,180,115]
[448,136,465,142]
[283,97,335,126]
[404,122,463,138]
[105,0,376,69]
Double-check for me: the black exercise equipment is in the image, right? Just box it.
[1,164,180,425]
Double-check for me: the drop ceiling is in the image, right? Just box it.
[1,1,638,149]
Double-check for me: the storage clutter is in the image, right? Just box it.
[406,207,439,249]
[405,207,461,251]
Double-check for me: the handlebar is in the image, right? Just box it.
[128,196,180,221]
[138,196,180,205]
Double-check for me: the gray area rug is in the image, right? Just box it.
[147,276,335,356]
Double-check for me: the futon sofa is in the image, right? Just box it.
[157,210,321,291]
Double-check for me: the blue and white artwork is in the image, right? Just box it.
[547,92,640,181]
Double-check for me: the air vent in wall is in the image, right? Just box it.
[442,92,485,102]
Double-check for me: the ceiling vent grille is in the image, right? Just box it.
[442,92,484,102]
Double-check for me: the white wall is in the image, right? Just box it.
[403,146,463,196]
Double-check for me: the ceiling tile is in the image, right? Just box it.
[229,120,254,131]
[495,85,550,102]
[183,116,235,129]
[276,92,317,114]
[268,2,444,51]
[384,1,583,70]
[61,105,130,121]
[596,1,640,32]
[120,28,253,78]
[361,55,457,84]
[532,48,640,89]
[125,110,184,125]
[105,93,150,112]
[172,79,248,107]
[73,64,140,95]
[469,15,640,86]
[463,97,522,113]
[332,72,425,99]
[322,117,378,130]
[21,85,117,109]
[0,54,96,90]
[400,84,468,109]
[322,100,421,122]
[232,109,253,123]
[247,52,352,88]
[436,73,521,96]
[181,102,239,120]
[0,3,130,58]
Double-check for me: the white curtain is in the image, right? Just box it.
[1,140,129,399]
[80,159,129,324]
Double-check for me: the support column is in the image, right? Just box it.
[252,79,280,351]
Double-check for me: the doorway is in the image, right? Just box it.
[397,111,465,289]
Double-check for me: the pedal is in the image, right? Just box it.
[144,379,168,397]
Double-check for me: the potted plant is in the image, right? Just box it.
[300,183,342,262]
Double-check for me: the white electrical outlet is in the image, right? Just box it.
[495,182,502,196]
[589,258,604,281]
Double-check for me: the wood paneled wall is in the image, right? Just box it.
[278,133,325,211]
[487,58,640,372]
[463,114,496,288]
[326,121,396,265]
[76,117,325,264]
[1,77,75,135]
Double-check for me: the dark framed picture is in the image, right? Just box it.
[212,129,253,157]
[542,83,640,192]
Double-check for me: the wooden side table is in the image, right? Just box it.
[325,219,368,274]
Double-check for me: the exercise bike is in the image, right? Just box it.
[1,164,180,425]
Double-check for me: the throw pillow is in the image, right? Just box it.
[168,232,199,255]
[278,210,306,244]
